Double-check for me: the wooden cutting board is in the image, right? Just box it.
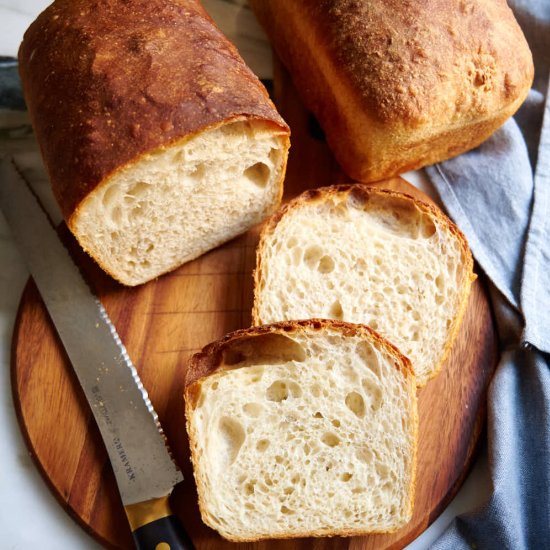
[11,64,498,550]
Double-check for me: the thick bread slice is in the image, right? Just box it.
[185,320,417,541]
[18,0,290,286]
[253,186,475,386]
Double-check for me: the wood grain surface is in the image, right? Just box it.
[11,64,498,549]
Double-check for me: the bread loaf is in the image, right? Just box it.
[250,0,533,182]
[18,0,290,286]
[185,320,417,541]
[253,185,475,386]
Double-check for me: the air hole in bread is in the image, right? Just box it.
[303,245,323,269]
[286,236,298,248]
[329,300,344,320]
[291,247,302,266]
[243,402,263,417]
[376,462,390,479]
[111,206,122,224]
[345,391,366,418]
[218,416,245,464]
[102,184,118,208]
[318,255,335,273]
[355,341,381,378]
[341,472,353,482]
[266,380,302,402]
[188,163,206,181]
[321,432,340,447]
[421,218,437,238]
[362,379,383,411]
[366,201,437,240]
[356,446,373,464]
[281,505,295,515]
[243,162,270,188]
[222,334,306,366]
[126,181,150,199]
[256,439,270,452]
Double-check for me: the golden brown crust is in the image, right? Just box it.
[183,318,418,541]
[252,184,475,387]
[250,0,533,181]
[18,0,289,220]
[185,318,415,392]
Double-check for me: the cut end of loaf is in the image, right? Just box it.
[253,185,474,386]
[69,119,289,286]
[185,320,417,541]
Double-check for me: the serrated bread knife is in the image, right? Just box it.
[0,155,195,550]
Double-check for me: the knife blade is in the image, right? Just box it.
[0,155,195,550]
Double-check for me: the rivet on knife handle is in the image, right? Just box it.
[126,497,195,550]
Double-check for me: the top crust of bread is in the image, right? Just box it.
[250,0,533,181]
[18,0,289,220]
[185,319,415,392]
[252,185,475,386]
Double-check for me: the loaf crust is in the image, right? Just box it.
[252,185,476,386]
[250,0,533,181]
[184,319,418,541]
[185,318,415,390]
[18,0,289,220]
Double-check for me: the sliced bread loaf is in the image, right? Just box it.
[18,0,290,286]
[253,185,475,386]
[185,320,417,541]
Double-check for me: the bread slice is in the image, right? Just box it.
[18,0,290,286]
[253,185,475,386]
[185,320,417,541]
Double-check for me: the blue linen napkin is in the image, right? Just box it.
[425,2,550,548]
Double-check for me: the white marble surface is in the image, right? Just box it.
[0,1,492,548]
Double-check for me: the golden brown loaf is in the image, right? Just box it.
[185,320,418,540]
[18,0,290,285]
[250,0,533,182]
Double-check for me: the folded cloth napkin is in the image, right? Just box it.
[425,2,550,548]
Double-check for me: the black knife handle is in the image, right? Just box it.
[132,514,195,550]
[125,496,195,550]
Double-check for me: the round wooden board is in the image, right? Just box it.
[11,65,498,549]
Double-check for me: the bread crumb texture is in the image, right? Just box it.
[186,322,417,541]
[254,186,474,386]
[71,120,286,285]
